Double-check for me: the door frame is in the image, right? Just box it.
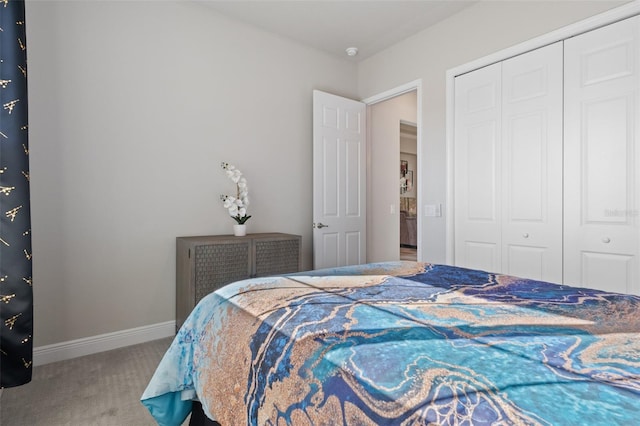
[445,1,640,265]
[362,79,423,261]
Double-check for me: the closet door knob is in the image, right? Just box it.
[602,237,611,243]
[522,233,529,238]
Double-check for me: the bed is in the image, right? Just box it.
[141,261,640,425]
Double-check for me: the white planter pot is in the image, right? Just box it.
[233,224,247,237]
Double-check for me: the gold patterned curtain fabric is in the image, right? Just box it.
[0,0,33,388]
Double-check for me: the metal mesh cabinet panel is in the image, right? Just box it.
[195,242,249,303]
[254,238,301,277]
[176,236,251,332]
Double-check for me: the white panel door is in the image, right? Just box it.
[312,90,366,269]
[454,63,502,272]
[501,42,563,283]
[564,16,640,294]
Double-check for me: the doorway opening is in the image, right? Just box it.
[363,81,421,263]
[400,122,417,261]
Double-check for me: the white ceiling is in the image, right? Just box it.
[198,0,478,60]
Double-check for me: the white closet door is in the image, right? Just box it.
[501,42,563,283]
[564,16,640,294]
[454,63,502,272]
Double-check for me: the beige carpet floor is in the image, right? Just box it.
[0,337,177,426]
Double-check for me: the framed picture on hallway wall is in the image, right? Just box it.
[400,160,411,194]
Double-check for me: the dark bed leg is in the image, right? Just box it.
[189,401,221,426]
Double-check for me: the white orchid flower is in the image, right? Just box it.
[223,196,236,208]
[220,162,251,224]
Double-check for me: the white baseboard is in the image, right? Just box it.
[33,320,175,366]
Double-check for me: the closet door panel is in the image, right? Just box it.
[454,63,502,272]
[505,245,546,280]
[581,252,634,294]
[583,97,631,222]
[564,16,640,294]
[501,42,564,283]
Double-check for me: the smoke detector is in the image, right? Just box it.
[345,47,358,57]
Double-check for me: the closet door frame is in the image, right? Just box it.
[445,1,640,265]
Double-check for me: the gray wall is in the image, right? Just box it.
[358,0,629,264]
[26,0,357,347]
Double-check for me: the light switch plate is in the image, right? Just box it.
[424,204,442,217]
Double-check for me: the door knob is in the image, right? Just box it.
[602,237,611,243]
[314,222,329,229]
[523,233,529,238]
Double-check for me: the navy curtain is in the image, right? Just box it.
[0,0,33,388]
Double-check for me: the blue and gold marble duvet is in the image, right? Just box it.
[141,262,640,425]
